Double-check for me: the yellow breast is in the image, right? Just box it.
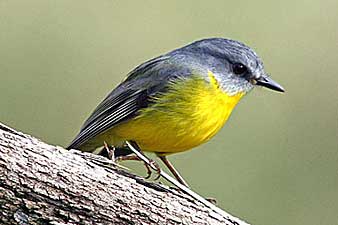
[107,72,245,154]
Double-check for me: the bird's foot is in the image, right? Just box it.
[103,141,115,161]
[116,155,161,180]
[148,159,161,180]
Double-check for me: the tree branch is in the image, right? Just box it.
[0,122,250,225]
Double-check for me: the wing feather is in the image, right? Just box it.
[67,55,184,150]
[67,89,146,149]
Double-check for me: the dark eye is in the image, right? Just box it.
[232,63,247,75]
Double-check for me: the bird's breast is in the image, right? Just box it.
[111,73,245,154]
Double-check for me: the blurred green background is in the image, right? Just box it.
[1,1,337,224]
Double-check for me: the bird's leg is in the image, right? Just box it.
[125,141,162,180]
[158,155,189,188]
[98,142,153,177]
[150,159,162,181]
[103,141,115,160]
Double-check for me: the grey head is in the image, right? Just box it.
[167,38,284,95]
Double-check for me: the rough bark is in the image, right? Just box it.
[0,122,250,225]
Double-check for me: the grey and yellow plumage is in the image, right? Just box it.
[67,38,284,186]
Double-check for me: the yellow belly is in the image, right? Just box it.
[102,73,244,154]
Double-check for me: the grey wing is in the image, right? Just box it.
[67,55,186,150]
[80,55,170,130]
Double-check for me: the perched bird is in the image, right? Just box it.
[67,38,284,187]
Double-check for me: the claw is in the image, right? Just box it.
[206,197,217,205]
[115,141,163,181]
[116,155,156,179]
[143,162,152,179]
[149,159,161,180]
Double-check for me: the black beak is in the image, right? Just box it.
[255,75,285,92]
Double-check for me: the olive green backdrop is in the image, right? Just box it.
[1,1,337,225]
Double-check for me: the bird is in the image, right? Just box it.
[67,38,284,187]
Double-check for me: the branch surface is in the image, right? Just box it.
[0,122,250,225]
